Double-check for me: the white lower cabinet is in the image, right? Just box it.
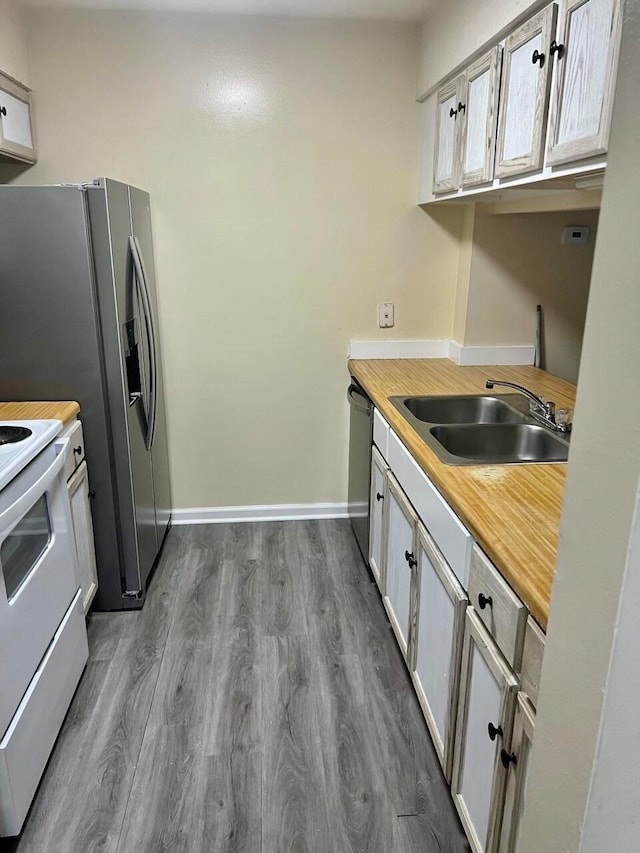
[383,473,417,661]
[499,693,536,852]
[452,609,519,853]
[412,522,468,781]
[368,445,388,591]
[67,460,98,614]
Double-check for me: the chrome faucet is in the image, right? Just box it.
[485,380,570,433]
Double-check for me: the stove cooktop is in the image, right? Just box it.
[0,420,63,491]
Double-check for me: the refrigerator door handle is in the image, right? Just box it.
[129,236,158,451]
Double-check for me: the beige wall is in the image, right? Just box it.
[15,8,461,509]
[462,209,599,383]
[519,1,640,847]
[0,0,31,86]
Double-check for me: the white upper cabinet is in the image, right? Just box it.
[433,75,464,194]
[0,72,36,164]
[495,5,558,178]
[460,47,502,187]
[547,0,623,165]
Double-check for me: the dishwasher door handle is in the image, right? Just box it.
[347,384,372,415]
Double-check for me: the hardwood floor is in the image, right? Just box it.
[2,521,470,853]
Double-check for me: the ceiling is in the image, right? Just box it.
[23,0,431,22]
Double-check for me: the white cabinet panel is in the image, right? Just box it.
[373,407,390,461]
[461,47,502,187]
[452,609,519,853]
[547,0,622,165]
[383,474,417,660]
[412,523,467,780]
[433,76,464,194]
[68,462,98,614]
[0,73,36,164]
[495,5,557,178]
[369,445,388,591]
[498,693,536,853]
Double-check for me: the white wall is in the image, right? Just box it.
[13,8,463,510]
[0,0,31,86]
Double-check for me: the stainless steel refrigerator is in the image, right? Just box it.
[0,178,172,610]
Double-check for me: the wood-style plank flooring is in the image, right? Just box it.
[2,521,470,853]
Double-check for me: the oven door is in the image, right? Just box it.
[0,438,79,736]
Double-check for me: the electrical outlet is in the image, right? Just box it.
[563,226,590,246]
[378,302,394,328]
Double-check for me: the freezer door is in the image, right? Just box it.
[129,186,172,546]
[88,179,157,594]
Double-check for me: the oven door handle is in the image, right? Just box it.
[0,438,69,534]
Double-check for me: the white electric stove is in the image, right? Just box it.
[0,420,63,491]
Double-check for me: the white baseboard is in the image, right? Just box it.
[349,339,534,366]
[348,339,450,359]
[171,502,350,525]
[449,342,535,366]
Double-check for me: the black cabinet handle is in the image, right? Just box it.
[478,592,493,610]
[405,550,417,569]
[0,106,6,117]
[457,101,466,115]
[449,107,458,119]
[532,49,545,67]
[550,40,565,59]
[501,749,517,768]
[73,445,83,456]
[376,492,384,502]
[488,722,503,741]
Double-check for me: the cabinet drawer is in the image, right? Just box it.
[373,408,389,461]
[468,546,527,671]
[62,419,85,480]
[0,590,88,836]
[388,429,472,588]
[520,616,545,708]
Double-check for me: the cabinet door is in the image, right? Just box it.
[547,0,622,166]
[383,474,417,661]
[498,693,536,853]
[368,445,388,591]
[495,5,557,178]
[460,47,503,187]
[452,609,519,853]
[68,462,98,614]
[433,75,464,194]
[0,74,36,164]
[412,523,468,781]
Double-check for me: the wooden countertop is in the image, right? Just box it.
[0,401,80,426]
[349,359,577,629]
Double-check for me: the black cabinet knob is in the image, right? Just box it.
[550,40,565,59]
[488,722,503,741]
[0,106,6,117]
[449,107,458,119]
[501,749,517,768]
[404,550,417,569]
[532,49,545,67]
[73,445,83,456]
[376,492,384,502]
[478,592,493,610]
[457,101,466,115]
[88,490,96,499]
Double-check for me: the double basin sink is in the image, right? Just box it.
[389,394,570,466]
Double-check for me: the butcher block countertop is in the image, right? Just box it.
[349,359,578,629]
[0,401,80,426]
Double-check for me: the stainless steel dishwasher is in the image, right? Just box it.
[347,378,373,563]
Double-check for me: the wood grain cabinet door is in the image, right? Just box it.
[433,75,465,194]
[411,523,468,782]
[368,445,388,592]
[546,0,623,166]
[451,609,519,853]
[495,5,558,178]
[460,47,503,187]
[383,474,417,662]
[498,693,536,853]
[0,74,36,164]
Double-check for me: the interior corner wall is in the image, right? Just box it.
[461,209,600,383]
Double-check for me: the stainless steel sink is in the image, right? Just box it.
[393,394,527,425]
[429,424,569,465]
[387,393,570,466]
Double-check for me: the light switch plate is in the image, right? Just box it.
[378,302,394,328]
